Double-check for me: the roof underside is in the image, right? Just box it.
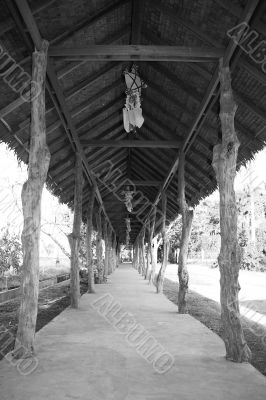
[0,0,265,243]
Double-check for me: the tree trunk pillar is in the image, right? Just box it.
[108,225,113,274]
[68,153,83,308]
[112,235,117,271]
[103,219,108,279]
[140,231,145,276]
[86,184,96,293]
[132,244,136,269]
[177,152,194,313]
[14,41,50,358]
[148,207,156,284]
[156,193,169,293]
[212,61,251,362]
[96,208,104,283]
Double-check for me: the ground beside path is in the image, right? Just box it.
[0,263,266,400]
[164,262,266,376]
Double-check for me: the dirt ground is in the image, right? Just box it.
[0,278,88,360]
[163,278,266,377]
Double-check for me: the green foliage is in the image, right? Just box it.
[0,229,22,275]
[79,224,97,267]
[168,199,220,259]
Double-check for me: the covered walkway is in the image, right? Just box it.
[1,263,266,400]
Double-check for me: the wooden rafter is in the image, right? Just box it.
[49,45,224,61]
[81,140,180,148]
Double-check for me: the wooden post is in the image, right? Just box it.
[86,184,96,293]
[96,208,104,283]
[212,61,251,362]
[138,238,142,274]
[156,193,169,293]
[145,236,151,280]
[68,153,83,308]
[14,41,50,358]
[104,219,108,279]
[117,242,121,265]
[108,225,113,274]
[177,152,194,313]
[151,235,160,285]
[140,230,145,276]
[132,244,136,269]
[148,207,156,284]
[134,243,138,270]
[112,235,117,271]
[139,240,142,274]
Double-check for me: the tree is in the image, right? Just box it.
[0,229,22,275]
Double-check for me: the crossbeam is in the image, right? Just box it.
[133,181,161,187]
[81,140,180,148]
[49,45,224,62]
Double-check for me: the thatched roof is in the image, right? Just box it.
[0,0,265,243]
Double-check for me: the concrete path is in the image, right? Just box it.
[1,263,266,400]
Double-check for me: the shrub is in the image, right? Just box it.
[0,230,22,275]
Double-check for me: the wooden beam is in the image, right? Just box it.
[14,0,116,235]
[81,140,180,148]
[49,45,224,61]
[132,180,161,187]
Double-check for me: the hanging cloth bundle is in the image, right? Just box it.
[123,65,147,133]
[121,186,134,213]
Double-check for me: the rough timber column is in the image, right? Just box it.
[145,222,151,280]
[68,153,83,308]
[108,225,113,274]
[156,193,169,293]
[135,239,141,273]
[212,61,251,362]
[140,230,146,276]
[103,219,108,279]
[112,234,117,271]
[177,152,194,313]
[14,41,50,358]
[148,207,156,284]
[95,208,104,283]
[86,183,96,293]
[132,243,136,269]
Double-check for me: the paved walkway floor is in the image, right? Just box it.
[1,263,266,400]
